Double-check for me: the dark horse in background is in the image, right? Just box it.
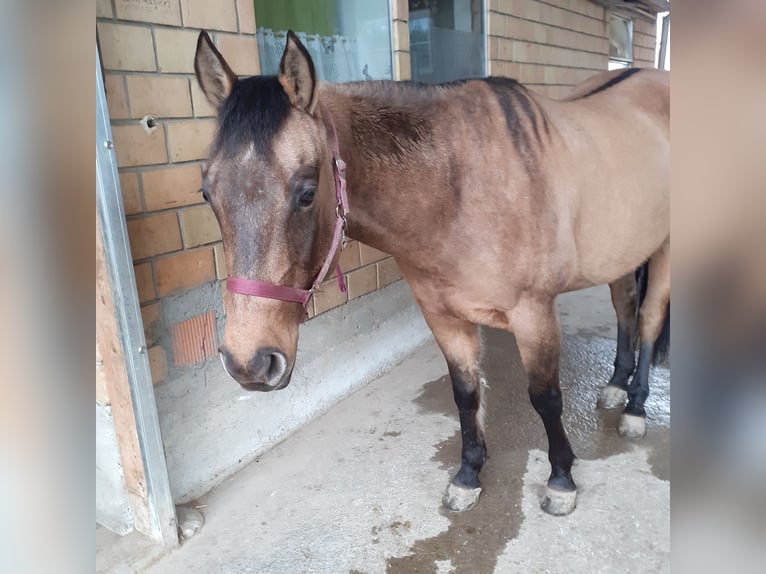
[193,31,669,515]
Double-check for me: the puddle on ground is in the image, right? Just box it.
[386,328,670,574]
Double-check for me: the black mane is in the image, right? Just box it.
[214,76,291,157]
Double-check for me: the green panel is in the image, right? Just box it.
[254,0,337,36]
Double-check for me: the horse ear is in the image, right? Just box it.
[279,30,318,114]
[194,31,237,109]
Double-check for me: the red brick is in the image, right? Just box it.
[119,171,142,215]
[377,257,401,287]
[346,265,377,299]
[134,262,156,303]
[155,248,216,296]
[359,243,388,265]
[115,0,181,26]
[126,75,192,119]
[338,240,361,272]
[142,164,204,211]
[127,212,182,260]
[171,311,217,366]
[97,23,156,72]
[112,124,168,167]
[313,278,348,315]
[104,74,129,120]
[166,120,216,162]
[180,205,221,247]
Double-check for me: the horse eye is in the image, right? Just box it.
[297,185,316,208]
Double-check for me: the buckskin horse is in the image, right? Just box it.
[193,31,669,515]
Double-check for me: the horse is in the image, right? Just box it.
[193,30,669,515]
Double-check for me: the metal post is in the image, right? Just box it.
[96,46,178,547]
[658,13,669,70]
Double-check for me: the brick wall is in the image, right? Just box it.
[632,15,657,68]
[391,0,411,81]
[488,0,609,99]
[488,1,659,98]
[97,0,256,385]
[98,0,402,386]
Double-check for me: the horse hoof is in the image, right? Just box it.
[618,413,647,439]
[598,385,627,409]
[443,483,482,512]
[541,485,577,516]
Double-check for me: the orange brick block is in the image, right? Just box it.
[236,0,256,33]
[313,278,348,315]
[217,34,260,76]
[127,212,182,260]
[338,241,361,272]
[142,164,203,211]
[115,0,181,26]
[394,52,411,81]
[359,243,388,265]
[97,23,156,72]
[104,75,129,120]
[112,124,168,167]
[126,75,192,119]
[346,265,377,299]
[391,0,408,20]
[119,171,142,215]
[171,311,217,366]
[134,262,156,303]
[156,248,216,296]
[181,0,237,32]
[377,257,401,287]
[97,0,113,18]
[393,20,410,52]
[180,205,221,247]
[166,119,216,162]
[155,27,198,73]
[489,12,505,37]
[191,79,217,117]
[213,242,227,279]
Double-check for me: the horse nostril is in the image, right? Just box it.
[263,351,288,387]
[246,348,288,387]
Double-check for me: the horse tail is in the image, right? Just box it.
[636,262,670,365]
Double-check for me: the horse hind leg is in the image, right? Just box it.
[420,310,487,512]
[512,297,577,515]
[599,273,639,408]
[619,238,670,439]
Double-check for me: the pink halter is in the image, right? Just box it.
[225,108,349,309]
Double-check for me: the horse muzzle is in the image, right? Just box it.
[218,346,293,392]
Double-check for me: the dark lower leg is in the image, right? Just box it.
[608,322,637,390]
[529,385,576,491]
[447,363,486,489]
[625,341,653,417]
[607,274,638,390]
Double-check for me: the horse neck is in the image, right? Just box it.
[319,83,434,257]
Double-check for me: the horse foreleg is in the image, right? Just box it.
[620,238,670,439]
[421,310,486,512]
[599,272,639,408]
[512,297,577,515]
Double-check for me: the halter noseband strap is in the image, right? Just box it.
[225,106,349,310]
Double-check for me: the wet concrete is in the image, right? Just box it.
[144,285,670,574]
[387,327,669,574]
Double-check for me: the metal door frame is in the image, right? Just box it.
[96,46,178,547]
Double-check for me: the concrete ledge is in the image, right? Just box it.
[156,281,432,503]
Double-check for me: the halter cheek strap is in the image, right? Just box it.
[225,107,349,310]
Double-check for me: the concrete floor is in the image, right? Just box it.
[144,286,670,574]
